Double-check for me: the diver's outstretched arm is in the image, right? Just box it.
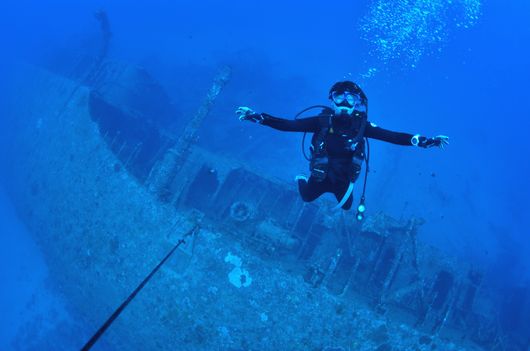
[365,122,449,149]
[236,106,320,133]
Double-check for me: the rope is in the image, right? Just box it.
[80,225,200,351]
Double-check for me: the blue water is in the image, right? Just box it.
[0,189,88,350]
[0,0,529,349]
[0,189,44,349]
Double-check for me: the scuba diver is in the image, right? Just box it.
[236,81,449,220]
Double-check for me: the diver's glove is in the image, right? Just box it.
[412,134,450,149]
[236,106,264,123]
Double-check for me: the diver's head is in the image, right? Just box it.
[328,81,367,116]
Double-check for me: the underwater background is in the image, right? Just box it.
[0,0,529,350]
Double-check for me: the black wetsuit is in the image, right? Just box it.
[260,111,416,210]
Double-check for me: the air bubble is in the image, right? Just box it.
[360,0,481,68]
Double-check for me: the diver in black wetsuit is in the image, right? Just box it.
[236,81,449,217]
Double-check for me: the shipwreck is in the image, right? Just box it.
[3,28,529,351]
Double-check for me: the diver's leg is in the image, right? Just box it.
[333,181,354,210]
[297,176,329,202]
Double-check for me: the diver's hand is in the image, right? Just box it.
[236,106,264,123]
[419,135,450,149]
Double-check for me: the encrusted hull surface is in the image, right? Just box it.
[5,66,496,350]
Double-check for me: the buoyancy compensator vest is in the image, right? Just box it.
[295,105,371,220]
[308,110,367,182]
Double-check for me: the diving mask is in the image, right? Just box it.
[331,91,360,107]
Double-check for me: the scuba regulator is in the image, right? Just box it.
[355,137,370,221]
